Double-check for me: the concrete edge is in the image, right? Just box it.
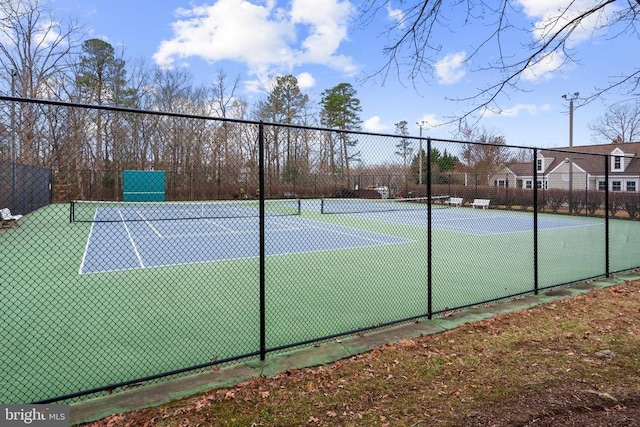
[70,270,640,425]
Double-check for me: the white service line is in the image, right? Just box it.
[119,208,145,269]
[137,211,164,237]
[78,208,99,274]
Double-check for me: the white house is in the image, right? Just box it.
[490,142,640,192]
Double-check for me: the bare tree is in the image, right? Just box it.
[359,0,640,120]
[209,69,245,194]
[460,125,513,185]
[0,0,82,164]
[589,102,640,143]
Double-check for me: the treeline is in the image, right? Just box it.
[0,1,526,202]
[0,1,371,199]
[0,44,363,199]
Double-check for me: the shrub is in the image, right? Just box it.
[609,193,623,217]
[546,189,567,213]
[623,193,640,219]
[569,191,585,215]
[585,191,603,216]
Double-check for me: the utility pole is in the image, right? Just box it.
[562,92,579,212]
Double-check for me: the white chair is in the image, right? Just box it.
[1,208,23,226]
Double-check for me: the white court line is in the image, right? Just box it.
[434,220,603,236]
[79,235,411,275]
[156,215,314,238]
[130,217,412,244]
[293,219,409,244]
[431,214,505,223]
[78,209,99,274]
[137,211,164,237]
[119,208,145,269]
[79,214,412,274]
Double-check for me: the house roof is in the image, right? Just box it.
[521,142,640,176]
[505,163,534,175]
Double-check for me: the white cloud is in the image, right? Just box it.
[296,72,315,90]
[154,1,293,68]
[386,3,405,29]
[483,103,552,118]
[363,116,390,132]
[517,0,621,47]
[154,0,356,78]
[522,51,564,81]
[34,19,62,48]
[416,114,444,129]
[435,51,466,85]
[290,0,356,72]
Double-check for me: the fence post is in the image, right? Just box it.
[605,154,610,278]
[426,138,433,319]
[533,148,539,295]
[259,122,266,361]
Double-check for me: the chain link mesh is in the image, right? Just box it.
[2,99,640,403]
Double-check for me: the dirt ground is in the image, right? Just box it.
[455,388,640,426]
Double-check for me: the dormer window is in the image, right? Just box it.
[536,154,546,173]
[611,148,625,171]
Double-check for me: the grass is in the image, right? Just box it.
[85,279,640,426]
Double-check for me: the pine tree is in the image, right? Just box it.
[319,83,362,178]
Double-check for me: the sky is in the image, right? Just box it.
[49,0,637,164]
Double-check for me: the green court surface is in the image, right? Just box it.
[1,201,639,403]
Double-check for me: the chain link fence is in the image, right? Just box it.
[2,97,640,404]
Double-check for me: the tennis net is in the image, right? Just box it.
[320,196,450,214]
[70,199,302,223]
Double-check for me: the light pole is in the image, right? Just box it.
[562,92,579,211]
[416,121,426,186]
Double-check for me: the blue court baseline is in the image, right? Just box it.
[80,211,410,274]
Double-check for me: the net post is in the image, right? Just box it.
[70,200,74,223]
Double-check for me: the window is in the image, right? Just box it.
[627,181,637,192]
[525,180,546,189]
[598,181,606,191]
[536,158,543,172]
[495,179,507,187]
[614,156,621,170]
[612,181,622,191]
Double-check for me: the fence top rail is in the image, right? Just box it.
[1,95,636,159]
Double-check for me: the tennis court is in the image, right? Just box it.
[2,198,640,404]
[78,200,410,274]
[322,198,603,235]
[77,198,603,274]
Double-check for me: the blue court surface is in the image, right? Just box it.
[80,212,410,274]
[349,208,603,236]
[80,201,603,274]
